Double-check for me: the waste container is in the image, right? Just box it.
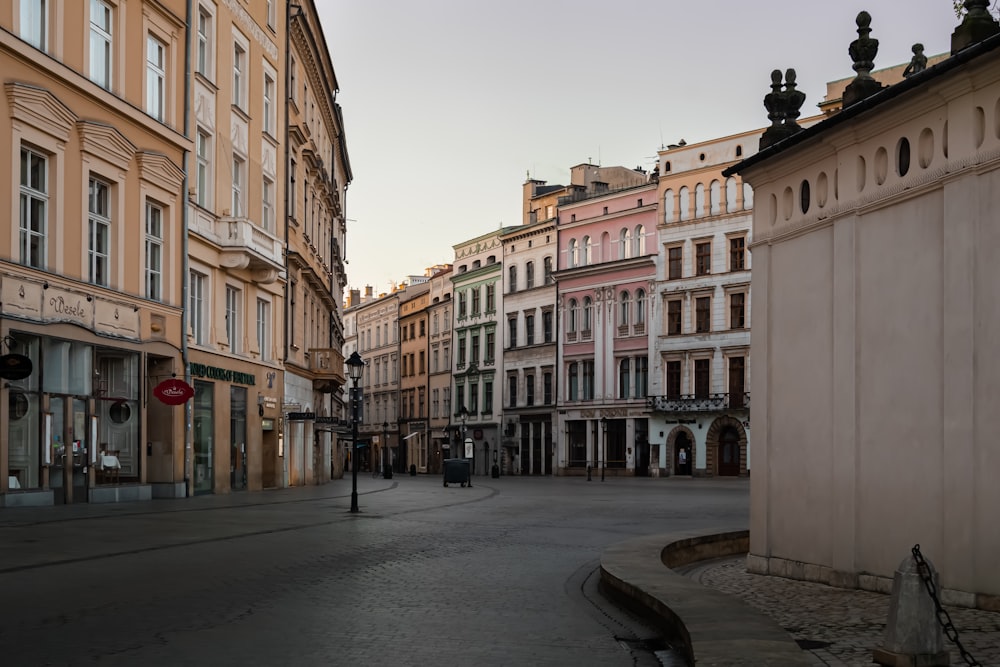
[382,463,393,479]
[442,458,470,487]
[409,464,417,476]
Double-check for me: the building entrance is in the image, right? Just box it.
[49,396,90,504]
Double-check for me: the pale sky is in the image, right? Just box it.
[319,1,961,297]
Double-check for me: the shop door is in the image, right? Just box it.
[674,432,691,475]
[718,427,740,476]
[50,396,90,504]
[230,386,247,490]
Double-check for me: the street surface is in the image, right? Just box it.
[0,475,749,666]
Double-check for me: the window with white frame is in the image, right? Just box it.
[196,5,212,78]
[567,298,577,333]
[89,0,113,89]
[189,270,207,345]
[146,34,166,121]
[196,129,211,207]
[635,289,646,325]
[233,41,246,110]
[263,71,275,135]
[256,298,271,361]
[231,154,245,216]
[226,285,242,354]
[619,358,631,399]
[262,176,273,231]
[19,147,47,269]
[20,0,47,50]
[145,201,163,301]
[583,296,593,332]
[619,291,630,327]
[88,177,111,286]
[266,0,275,29]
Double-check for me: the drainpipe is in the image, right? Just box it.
[181,0,194,497]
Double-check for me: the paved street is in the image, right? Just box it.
[0,475,748,666]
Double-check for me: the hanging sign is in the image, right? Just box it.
[153,378,195,405]
[0,353,32,380]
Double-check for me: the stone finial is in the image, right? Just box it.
[759,69,806,150]
[783,68,805,127]
[951,0,1000,54]
[843,11,886,107]
[903,43,927,77]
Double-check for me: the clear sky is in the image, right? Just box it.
[319,0,961,297]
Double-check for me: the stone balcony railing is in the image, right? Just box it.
[191,212,284,283]
[309,348,346,393]
[647,392,750,413]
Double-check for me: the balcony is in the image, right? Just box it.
[191,212,283,283]
[309,348,346,393]
[647,392,750,413]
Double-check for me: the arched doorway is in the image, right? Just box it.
[718,426,740,476]
[674,431,692,475]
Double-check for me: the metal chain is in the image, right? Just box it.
[911,544,981,666]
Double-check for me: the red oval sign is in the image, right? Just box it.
[153,378,195,405]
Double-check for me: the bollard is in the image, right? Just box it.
[872,547,949,666]
[587,465,592,481]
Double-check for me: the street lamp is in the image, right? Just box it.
[347,351,365,513]
[600,417,608,482]
[460,405,471,488]
[382,421,390,479]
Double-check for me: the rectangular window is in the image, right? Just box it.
[508,266,517,292]
[582,361,595,400]
[20,0,46,50]
[433,349,439,372]
[197,6,211,77]
[486,284,495,311]
[694,359,710,398]
[266,0,276,28]
[457,292,466,318]
[485,332,495,363]
[469,382,479,413]
[420,320,425,337]
[525,374,534,406]
[471,286,480,315]
[526,262,534,289]
[232,155,245,216]
[88,177,111,286]
[145,201,163,300]
[568,362,579,401]
[261,177,274,231]
[668,246,682,280]
[484,380,493,413]
[457,337,466,366]
[729,356,746,408]
[543,311,553,343]
[190,270,206,345]
[696,242,712,275]
[544,256,553,285]
[696,296,711,333]
[508,375,517,408]
[263,72,275,135]
[667,299,682,335]
[226,286,241,354]
[89,0,112,89]
[146,35,166,121]
[730,237,746,271]
[233,42,246,109]
[525,314,535,345]
[256,299,271,361]
[543,372,553,405]
[619,358,631,399]
[730,292,746,329]
[470,334,479,364]
[666,360,681,399]
[635,357,648,399]
[19,147,47,269]
[419,350,425,374]
[508,318,517,348]
[196,130,211,207]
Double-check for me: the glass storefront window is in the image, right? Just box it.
[7,334,41,489]
[96,352,139,480]
[193,381,214,494]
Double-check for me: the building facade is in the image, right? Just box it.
[398,282,429,473]
[426,267,453,472]
[1,0,189,505]
[353,288,399,472]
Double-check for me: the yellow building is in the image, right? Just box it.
[0,0,189,505]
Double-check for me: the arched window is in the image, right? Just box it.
[635,288,646,324]
[663,188,675,223]
[582,236,592,265]
[619,291,631,327]
[695,183,706,217]
[743,183,754,210]
[620,228,632,259]
[568,239,578,268]
[634,225,645,255]
[601,231,612,263]
[583,296,593,331]
[710,179,721,215]
[725,177,738,214]
[619,358,631,399]
[568,298,578,332]
[508,265,517,292]
[526,261,535,289]
[679,186,691,221]
[543,256,553,284]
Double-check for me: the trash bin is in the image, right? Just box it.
[491,464,500,479]
[382,464,393,479]
[409,464,417,476]
[442,458,470,488]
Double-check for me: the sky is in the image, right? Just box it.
[319,0,962,297]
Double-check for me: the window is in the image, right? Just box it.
[196,130,211,207]
[419,350,425,373]
[696,242,712,275]
[457,291,466,318]
[146,35,166,121]
[583,297,593,332]
[730,293,746,329]
[619,292,630,327]
[145,201,163,300]
[582,236,592,264]
[667,299,682,335]
[263,72,275,135]
[668,246,682,280]
[19,147,47,269]
[729,356,746,408]
[508,318,517,348]
[289,54,297,102]
[256,299,271,361]
[231,155,245,216]
[543,310,553,343]
[509,265,517,292]
[485,331,495,363]
[634,225,645,255]
[485,284,495,311]
[288,158,296,218]
[420,320,425,337]
[582,360,595,400]
[568,239,578,267]
[266,0,275,28]
[20,0,47,50]
[620,229,632,259]
[226,286,241,354]
[196,6,212,77]
[568,362,579,401]
[261,177,273,230]
[233,42,246,110]
[471,286,481,315]
[635,357,648,398]
[88,177,111,286]
[190,270,207,345]
[525,314,535,345]
[470,333,479,364]
[89,0,113,89]
[635,289,646,324]
[694,359,710,398]
[696,296,711,333]
[526,374,535,406]
[567,299,578,333]
[543,372,553,405]
[544,256,553,284]
[469,382,479,413]
[619,359,631,399]
[484,380,493,413]
[526,261,534,288]
[457,336,466,366]
[730,237,746,271]
[666,360,681,399]
[432,349,439,372]
[508,375,517,408]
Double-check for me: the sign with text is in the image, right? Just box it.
[153,378,194,405]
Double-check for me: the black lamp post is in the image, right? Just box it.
[347,351,365,513]
[382,420,390,479]
[460,405,471,488]
[600,416,608,482]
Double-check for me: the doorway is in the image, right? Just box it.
[674,431,692,475]
[50,396,90,504]
[230,386,247,490]
[718,426,740,476]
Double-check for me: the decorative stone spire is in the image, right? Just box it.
[843,11,886,107]
[759,69,806,150]
[951,0,1000,54]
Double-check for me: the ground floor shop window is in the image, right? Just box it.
[193,380,214,494]
[567,421,587,468]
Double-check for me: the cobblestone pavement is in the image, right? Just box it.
[690,557,1000,667]
[0,475,748,666]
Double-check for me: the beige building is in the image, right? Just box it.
[426,266,453,471]
[0,1,189,505]
[727,13,1000,605]
[399,282,430,473]
[282,1,351,488]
